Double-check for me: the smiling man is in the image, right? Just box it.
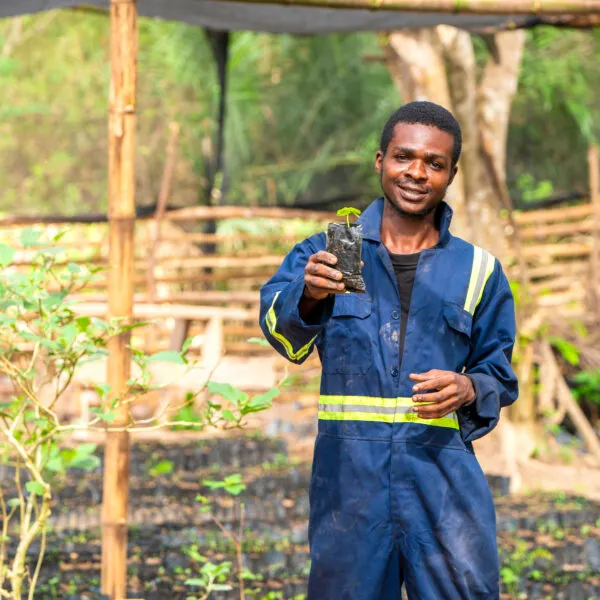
[260,101,518,600]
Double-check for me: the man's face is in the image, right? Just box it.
[375,122,457,219]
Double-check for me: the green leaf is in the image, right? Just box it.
[46,456,64,473]
[336,207,362,218]
[181,336,195,354]
[148,350,185,365]
[74,443,97,457]
[184,579,207,587]
[75,316,91,332]
[90,407,116,422]
[42,291,67,310]
[247,337,270,347]
[500,567,518,585]
[0,244,15,267]
[95,384,111,398]
[70,455,101,471]
[250,388,280,406]
[67,263,81,274]
[208,381,248,405]
[211,584,233,591]
[59,323,77,346]
[149,460,174,476]
[221,409,236,422]
[25,481,45,495]
[549,336,580,366]
[7,498,19,508]
[20,228,43,247]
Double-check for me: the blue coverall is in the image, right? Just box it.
[259,198,518,600]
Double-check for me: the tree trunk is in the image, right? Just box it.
[384,30,471,240]
[383,27,526,261]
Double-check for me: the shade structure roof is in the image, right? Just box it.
[5,0,529,34]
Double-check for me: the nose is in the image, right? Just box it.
[406,159,427,182]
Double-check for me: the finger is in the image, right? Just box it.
[414,398,458,419]
[360,260,365,268]
[413,384,456,404]
[307,262,343,282]
[409,370,439,382]
[412,373,455,393]
[313,251,338,266]
[306,276,345,293]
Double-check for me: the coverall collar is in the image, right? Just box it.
[358,197,454,248]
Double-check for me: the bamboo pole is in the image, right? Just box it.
[588,144,600,311]
[101,1,137,598]
[213,0,600,14]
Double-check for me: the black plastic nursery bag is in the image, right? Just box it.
[326,222,366,294]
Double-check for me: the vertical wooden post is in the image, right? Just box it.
[101,1,137,598]
[588,144,600,311]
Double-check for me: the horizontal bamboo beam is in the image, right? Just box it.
[537,288,585,306]
[144,231,301,245]
[513,202,591,225]
[529,276,583,294]
[167,205,336,222]
[522,242,591,259]
[212,0,600,14]
[518,219,593,239]
[527,262,588,279]
[71,291,261,305]
[73,302,256,321]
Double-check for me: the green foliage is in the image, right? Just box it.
[501,539,553,595]
[548,336,580,367]
[509,27,600,199]
[184,559,233,600]
[147,459,175,477]
[572,369,600,406]
[337,206,362,227]
[0,232,276,598]
[202,473,246,496]
[0,15,398,214]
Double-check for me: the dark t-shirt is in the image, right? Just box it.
[387,251,421,365]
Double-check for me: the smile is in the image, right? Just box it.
[398,185,429,199]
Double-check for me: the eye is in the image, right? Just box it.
[394,154,407,162]
[430,161,443,170]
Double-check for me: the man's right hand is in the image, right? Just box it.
[303,251,345,301]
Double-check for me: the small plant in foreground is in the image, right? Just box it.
[0,230,278,599]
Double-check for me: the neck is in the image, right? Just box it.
[380,197,440,254]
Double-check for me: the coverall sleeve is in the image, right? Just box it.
[259,234,333,364]
[458,260,519,442]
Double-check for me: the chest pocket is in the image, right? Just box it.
[322,294,373,375]
[442,302,473,370]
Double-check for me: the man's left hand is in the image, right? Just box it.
[409,370,475,419]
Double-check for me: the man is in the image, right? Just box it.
[259,101,518,599]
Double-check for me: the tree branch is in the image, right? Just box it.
[213,0,600,15]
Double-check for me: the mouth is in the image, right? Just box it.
[397,184,429,202]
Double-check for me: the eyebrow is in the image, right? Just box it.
[392,146,448,161]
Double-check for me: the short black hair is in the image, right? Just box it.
[379,101,462,166]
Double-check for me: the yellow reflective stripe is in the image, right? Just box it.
[318,395,459,430]
[473,253,495,314]
[265,291,317,361]
[319,411,396,423]
[464,246,496,315]
[319,395,412,408]
[318,410,459,430]
[464,246,483,314]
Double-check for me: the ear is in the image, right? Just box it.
[375,150,383,173]
[448,164,458,186]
